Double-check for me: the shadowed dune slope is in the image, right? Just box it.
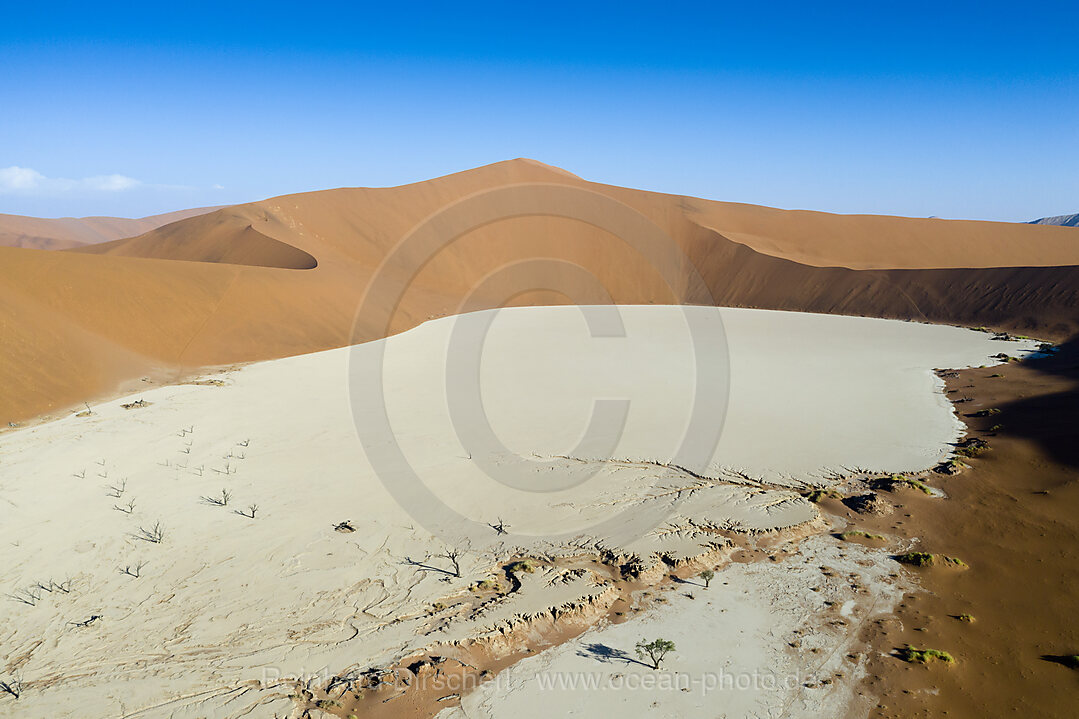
[0,206,221,250]
[2,158,1078,423]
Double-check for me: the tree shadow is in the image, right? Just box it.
[670,575,704,587]
[576,642,651,668]
[403,557,457,577]
[1041,654,1079,670]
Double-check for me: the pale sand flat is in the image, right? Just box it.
[0,306,1028,717]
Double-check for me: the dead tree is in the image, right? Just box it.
[120,561,147,578]
[69,614,102,628]
[439,548,462,577]
[234,504,258,519]
[0,675,22,699]
[135,521,165,543]
[202,489,232,506]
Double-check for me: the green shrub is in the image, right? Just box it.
[897,645,955,664]
[805,488,842,503]
[841,530,885,541]
[506,560,536,574]
[894,552,966,568]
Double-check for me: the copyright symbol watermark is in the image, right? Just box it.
[347,181,729,545]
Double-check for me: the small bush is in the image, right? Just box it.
[896,551,934,567]
[841,530,886,541]
[473,579,501,592]
[805,488,842,503]
[905,479,933,495]
[897,645,955,664]
[876,475,934,495]
[894,552,966,568]
[506,560,536,574]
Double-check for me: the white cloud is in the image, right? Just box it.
[0,166,142,194]
[0,166,47,191]
[81,174,141,192]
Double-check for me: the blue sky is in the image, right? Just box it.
[1,1,1076,220]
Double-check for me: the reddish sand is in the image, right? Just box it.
[2,158,1078,424]
[823,342,1079,718]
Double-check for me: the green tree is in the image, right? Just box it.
[635,638,676,669]
[700,569,715,588]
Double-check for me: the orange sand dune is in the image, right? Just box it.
[685,200,1079,270]
[2,158,1078,423]
[0,206,221,250]
[74,211,318,269]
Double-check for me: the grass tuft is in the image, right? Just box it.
[906,479,933,495]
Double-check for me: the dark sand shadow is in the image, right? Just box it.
[576,642,651,668]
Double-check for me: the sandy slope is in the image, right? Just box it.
[1,158,1076,426]
[0,207,220,250]
[0,306,1025,718]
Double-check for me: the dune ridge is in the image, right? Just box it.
[0,206,221,250]
[1,158,1077,424]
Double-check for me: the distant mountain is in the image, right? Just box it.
[1029,213,1079,228]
